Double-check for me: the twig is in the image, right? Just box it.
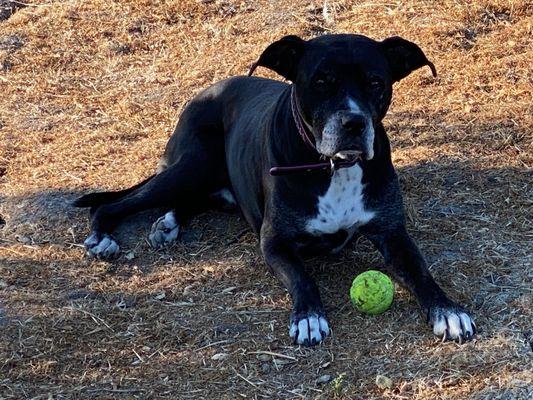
[234,372,261,390]
[65,306,114,332]
[195,339,233,351]
[247,350,297,361]
[87,388,145,394]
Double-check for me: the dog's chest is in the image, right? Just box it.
[305,165,374,235]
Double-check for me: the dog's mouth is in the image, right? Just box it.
[331,150,363,163]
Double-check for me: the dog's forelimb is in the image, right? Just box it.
[260,227,329,345]
[362,226,446,309]
[362,225,476,342]
[260,231,322,311]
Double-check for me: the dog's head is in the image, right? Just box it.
[253,34,436,161]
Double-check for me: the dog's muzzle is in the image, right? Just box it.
[318,111,375,161]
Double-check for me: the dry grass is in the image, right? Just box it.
[0,0,532,398]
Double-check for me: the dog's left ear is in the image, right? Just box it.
[381,36,437,82]
[248,35,305,81]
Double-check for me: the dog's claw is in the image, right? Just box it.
[429,305,476,343]
[84,232,120,259]
[289,312,330,346]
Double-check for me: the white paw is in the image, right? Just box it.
[84,232,120,259]
[289,313,330,346]
[429,306,476,343]
[148,211,180,248]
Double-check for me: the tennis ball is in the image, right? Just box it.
[350,270,394,315]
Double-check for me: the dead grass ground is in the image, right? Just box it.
[0,0,532,399]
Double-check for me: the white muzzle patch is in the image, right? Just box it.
[318,97,375,160]
[348,98,374,160]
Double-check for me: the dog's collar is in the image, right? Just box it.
[246,64,358,176]
[289,86,316,152]
[269,86,358,176]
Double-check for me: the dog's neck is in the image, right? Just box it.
[268,86,321,164]
[289,87,317,152]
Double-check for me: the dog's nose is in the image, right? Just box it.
[341,114,366,134]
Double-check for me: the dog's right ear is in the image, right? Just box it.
[249,35,305,81]
[381,36,437,82]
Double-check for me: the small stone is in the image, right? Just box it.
[17,235,31,244]
[261,363,270,373]
[375,374,393,389]
[256,354,270,362]
[154,292,166,300]
[116,299,127,309]
[272,359,292,366]
[183,285,194,295]
[211,353,229,361]
[316,374,332,384]
[125,251,135,260]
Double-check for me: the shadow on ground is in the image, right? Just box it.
[0,157,531,398]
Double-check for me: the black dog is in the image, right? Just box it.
[75,34,476,346]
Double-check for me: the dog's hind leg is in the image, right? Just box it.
[147,186,238,249]
[84,147,225,259]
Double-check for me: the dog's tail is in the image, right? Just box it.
[73,174,155,208]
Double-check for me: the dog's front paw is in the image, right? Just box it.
[148,211,180,249]
[84,232,120,259]
[289,312,330,346]
[428,304,476,343]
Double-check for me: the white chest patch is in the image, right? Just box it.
[306,164,375,235]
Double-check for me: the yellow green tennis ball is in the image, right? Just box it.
[350,270,394,315]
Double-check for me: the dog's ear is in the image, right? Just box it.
[381,36,437,82]
[249,35,305,81]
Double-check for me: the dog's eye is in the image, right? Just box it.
[368,77,384,91]
[314,73,336,88]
